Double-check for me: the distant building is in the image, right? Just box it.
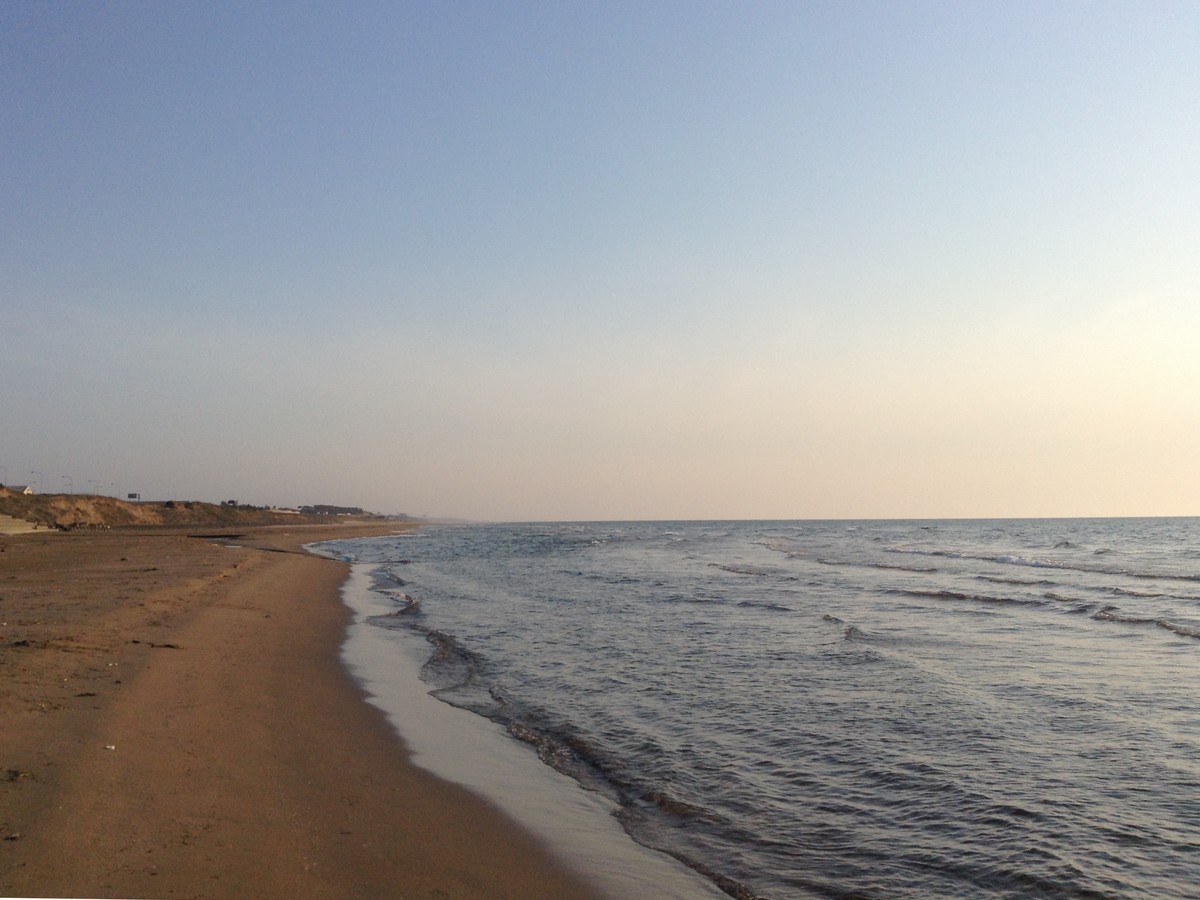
[7,485,34,495]
[300,504,364,516]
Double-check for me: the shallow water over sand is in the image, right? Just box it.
[324,519,1200,899]
[333,564,724,900]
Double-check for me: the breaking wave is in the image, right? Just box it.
[885,546,1200,583]
[1091,607,1200,640]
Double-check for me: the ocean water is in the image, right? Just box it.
[322,519,1200,899]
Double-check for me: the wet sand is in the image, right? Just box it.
[0,524,601,899]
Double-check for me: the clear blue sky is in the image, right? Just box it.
[3,1,1197,520]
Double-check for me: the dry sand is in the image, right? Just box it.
[0,524,601,899]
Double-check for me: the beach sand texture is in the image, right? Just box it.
[0,525,600,899]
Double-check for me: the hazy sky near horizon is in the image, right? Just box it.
[2,2,1197,521]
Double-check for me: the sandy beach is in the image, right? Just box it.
[0,524,600,899]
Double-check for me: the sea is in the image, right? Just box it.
[317,518,1200,899]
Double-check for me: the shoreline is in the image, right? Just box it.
[0,524,602,898]
[330,555,728,900]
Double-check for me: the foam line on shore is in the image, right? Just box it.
[333,561,724,900]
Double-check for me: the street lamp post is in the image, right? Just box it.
[62,475,73,494]
[88,480,100,496]
[31,471,43,494]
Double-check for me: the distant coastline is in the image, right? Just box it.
[0,484,410,532]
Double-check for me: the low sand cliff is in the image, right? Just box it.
[0,487,396,531]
